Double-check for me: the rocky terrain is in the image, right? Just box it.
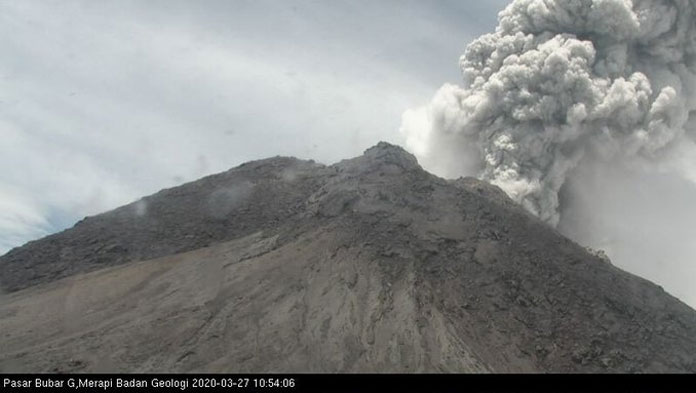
[1,142,695,372]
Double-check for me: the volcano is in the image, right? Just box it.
[1,142,694,372]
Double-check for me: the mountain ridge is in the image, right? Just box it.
[1,142,695,372]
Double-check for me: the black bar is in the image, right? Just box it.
[1,374,694,393]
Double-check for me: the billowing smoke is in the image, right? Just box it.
[402,0,696,226]
[401,0,696,306]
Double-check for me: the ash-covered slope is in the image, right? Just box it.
[1,142,695,372]
[0,156,327,292]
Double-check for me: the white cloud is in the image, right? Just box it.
[0,0,506,253]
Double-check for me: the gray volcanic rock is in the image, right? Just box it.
[0,156,327,292]
[1,142,695,372]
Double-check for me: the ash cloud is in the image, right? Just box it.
[402,0,695,225]
[402,0,696,305]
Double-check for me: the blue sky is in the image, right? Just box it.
[0,0,509,254]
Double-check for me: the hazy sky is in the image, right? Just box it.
[0,0,508,254]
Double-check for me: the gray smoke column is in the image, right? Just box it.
[402,0,696,226]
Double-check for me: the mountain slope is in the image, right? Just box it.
[1,142,695,372]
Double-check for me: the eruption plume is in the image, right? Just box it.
[402,0,696,226]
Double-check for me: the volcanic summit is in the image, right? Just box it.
[0,142,694,372]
